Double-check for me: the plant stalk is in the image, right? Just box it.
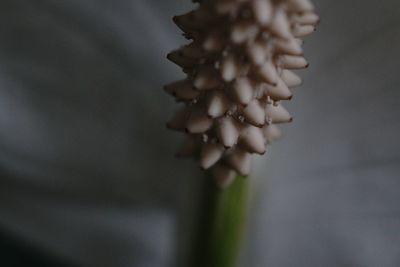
[191,175,249,267]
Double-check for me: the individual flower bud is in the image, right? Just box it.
[167,50,197,69]
[270,9,292,39]
[243,99,266,127]
[281,69,302,88]
[275,37,303,56]
[232,77,254,105]
[221,55,240,82]
[194,66,221,90]
[181,43,205,59]
[279,55,309,69]
[240,125,266,154]
[292,24,316,38]
[258,60,278,85]
[291,12,320,26]
[173,11,198,33]
[247,40,269,66]
[294,38,304,46]
[265,103,292,124]
[251,0,273,26]
[226,149,252,176]
[203,32,226,52]
[231,21,259,44]
[200,143,225,169]
[186,111,214,134]
[164,79,200,101]
[217,116,240,148]
[262,78,293,100]
[207,91,231,118]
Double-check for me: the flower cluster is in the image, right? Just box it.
[166,0,318,188]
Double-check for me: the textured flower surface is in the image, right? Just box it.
[165,0,319,188]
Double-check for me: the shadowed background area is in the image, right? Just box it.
[0,0,399,267]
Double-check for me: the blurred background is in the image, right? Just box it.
[0,0,399,266]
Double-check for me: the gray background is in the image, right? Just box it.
[244,1,400,266]
[0,0,399,266]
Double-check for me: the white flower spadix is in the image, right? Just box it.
[166,0,318,188]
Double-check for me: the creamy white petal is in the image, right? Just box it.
[270,9,292,39]
[186,112,214,133]
[252,0,273,26]
[265,103,292,124]
[291,12,320,26]
[164,79,199,101]
[275,37,303,56]
[226,149,252,176]
[280,55,309,69]
[167,50,197,69]
[247,41,269,66]
[221,55,239,82]
[232,77,254,105]
[207,91,231,118]
[262,78,293,100]
[231,21,259,44]
[258,60,278,85]
[281,69,302,87]
[217,117,240,148]
[200,143,225,169]
[194,66,221,90]
[203,32,225,52]
[292,24,316,38]
[243,99,266,126]
[240,125,266,154]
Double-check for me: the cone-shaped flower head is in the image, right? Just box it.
[166,0,319,188]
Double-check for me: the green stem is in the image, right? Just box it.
[192,175,249,267]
